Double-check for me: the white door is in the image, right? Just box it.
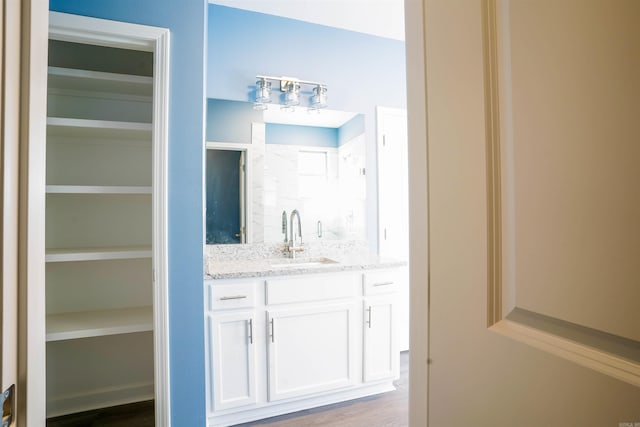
[208,311,257,411]
[376,107,410,352]
[267,303,356,402]
[363,297,397,382]
[406,1,640,425]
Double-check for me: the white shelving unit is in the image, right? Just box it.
[45,44,155,417]
[46,185,152,194]
[45,246,152,263]
[48,66,153,96]
[47,117,152,139]
[46,306,153,341]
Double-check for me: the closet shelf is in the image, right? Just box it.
[46,185,152,194]
[45,246,152,263]
[46,306,153,341]
[48,66,153,97]
[47,117,152,140]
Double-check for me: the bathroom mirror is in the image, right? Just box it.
[206,99,366,244]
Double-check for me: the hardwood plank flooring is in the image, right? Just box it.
[46,401,155,427]
[46,352,408,427]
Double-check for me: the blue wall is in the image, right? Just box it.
[339,115,366,146]
[206,5,406,111]
[207,98,345,148]
[207,4,406,247]
[266,124,338,147]
[206,98,261,143]
[49,1,207,426]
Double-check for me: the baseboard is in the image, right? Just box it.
[208,381,396,427]
[46,381,154,418]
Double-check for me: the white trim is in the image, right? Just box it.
[1,0,22,406]
[205,141,254,244]
[404,0,430,425]
[48,12,171,426]
[152,27,171,427]
[49,12,165,51]
[22,2,50,425]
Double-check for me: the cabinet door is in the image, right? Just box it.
[207,311,257,412]
[267,303,356,402]
[363,296,398,382]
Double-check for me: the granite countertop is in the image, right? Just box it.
[205,242,405,280]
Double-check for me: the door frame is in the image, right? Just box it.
[2,0,33,425]
[205,141,253,244]
[404,0,430,425]
[27,12,172,425]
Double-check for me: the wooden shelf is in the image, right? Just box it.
[46,185,152,194]
[47,117,152,140]
[46,306,153,341]
[45,246,152,263]
[48,66,153,97]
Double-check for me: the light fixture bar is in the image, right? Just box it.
[254,75,328,111]
[256,75,327,88]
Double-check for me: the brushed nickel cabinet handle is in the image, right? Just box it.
[367,306,372,329]
[270,318,275,343]
[219,295,247,301]
[372,281,394,287]
[248,318,253,344]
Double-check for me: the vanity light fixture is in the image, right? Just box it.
[253,75,328,112]
[254,77,272,110]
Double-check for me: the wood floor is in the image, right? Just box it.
[47,401,155,427]
[47,352,408,427]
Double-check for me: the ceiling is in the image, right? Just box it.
[207,0,406,41]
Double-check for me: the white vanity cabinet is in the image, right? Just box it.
[205,267,399,427]
[205,281,259,412]
[265,272,359,402]
[363,270,399,382]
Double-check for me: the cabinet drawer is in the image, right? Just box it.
[208,281,256,311]
[363,270,397,295]
[266,273,359,305]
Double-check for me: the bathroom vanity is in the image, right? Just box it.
[204,244,403,427]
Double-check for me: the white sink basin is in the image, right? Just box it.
[269,257,339,269]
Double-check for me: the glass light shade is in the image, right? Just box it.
[310,85,328,110]
[283,81,300,108]
[255,78,272,104]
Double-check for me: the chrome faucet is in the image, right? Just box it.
[288,209,303,258]
[281,210,288,243]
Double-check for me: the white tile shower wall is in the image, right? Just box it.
[251,122,265,243]
[264,144,343,243]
